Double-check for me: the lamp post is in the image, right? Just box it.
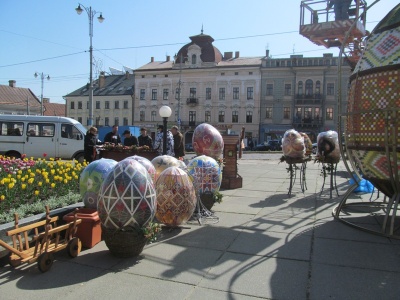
[159,105,172,155]
[34,72,50,116]
[174,53,183,130]
[75,3,104,127]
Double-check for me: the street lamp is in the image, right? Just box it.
[75,3,104,127]
[34,72,50,116]
[159,105,172,155]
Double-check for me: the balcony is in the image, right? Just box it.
[292,117,322,128]
[295,94,322,105]
[186,98,199,106]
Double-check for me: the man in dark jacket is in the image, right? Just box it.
[104,125,121,144]
[328,0,352,20]
[84,126,102,163]
[171,125,185,159]
[123,130,138,146]
[138,127,153,148]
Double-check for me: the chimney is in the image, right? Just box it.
[43,98,50,103]
[151,57,154,62]
[235,51,240,58]
[9,80,16,87]
[224,52,233,59]
[166,55,170,62]
[125,71,130,79]
[265,50,270,57]
[99,72,106,88]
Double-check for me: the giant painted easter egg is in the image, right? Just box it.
[187,155,222,195]
[98,159,156,230]
[282,129,305,159]
[192,123,224,158]
[80,158,118,209]
[151,155,180,182]
[316,131,340,162]
[155,166,196,227]
[346,4,400,197]
[124,155,156,182]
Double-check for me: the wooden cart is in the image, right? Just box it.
[0,206,82,272]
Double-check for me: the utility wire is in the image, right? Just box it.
[0,51,85,68]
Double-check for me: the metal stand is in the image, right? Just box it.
[284,156,310,196]
[320,162,339,199]
[188,180,219,225]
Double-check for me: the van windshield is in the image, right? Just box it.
[74,123,87,136]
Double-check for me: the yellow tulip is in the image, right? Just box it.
[51,183,56,188]
[21,184,26,190]
[38,182,43,187]
[34,190,39,196]
[0,195,5,201]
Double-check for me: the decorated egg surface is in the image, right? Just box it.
[282,129,305,158]
[80,158,118,209]
[124,155,156,182]
[346,4,400,197]
[151,155,180,182]
[187,155,222,195]
[98,159,156,230]
[155,166,196,227]
[316,131,340,162]
[192,123,224,158]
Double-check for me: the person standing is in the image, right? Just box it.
[328,0,352,21]
[104,125,121,144]
[170,125,185,159]
[122,130,138,147]
[138,127,153,148]
[84,126,102,163]
[153,125,174,156]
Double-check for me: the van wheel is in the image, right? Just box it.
[6,151,21,159]
[74,153,84,163]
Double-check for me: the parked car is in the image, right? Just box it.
[185,143,194,152]
[253,143,269,151]
[267,140,282,151]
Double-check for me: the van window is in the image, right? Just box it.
[0,122,24,136]
[27,123,55,137]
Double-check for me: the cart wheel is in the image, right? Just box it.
[67,237,82,258]
[8,254,22,268]
[37,252,54,273]
[0,252,12,267]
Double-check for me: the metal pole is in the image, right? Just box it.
[177,54,182,130]
[88,6,94,127]
[163,117,168,155]
[40,73,44,115]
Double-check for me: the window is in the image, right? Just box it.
[151,111,156,121]
[221,73,225,76]
[175,88,180,99]
[105,117,109,126]
[123,100,129,109]
[219,88,225,100]
[249,72,253,75]
[114,117,119,126]
[153,75,156,78]
[205,111,211,122]
[233,87,239,100]
[163,89,169,100]
[86,118,90,126]
[235,72,239,75]
[266,84,273,96]
[86,101,89,109]
[190,88,196,98]
[191,54,197,65]
[284,84,292,96]
[95,117,100,126]
[114,101,120,109]
[218,111,225,122]
[327,83,335,95]
[140,111,145,122]
[140,89,145,100]
[315,81,321,95]
[265,107,272,119]
[295,108,302,122]
[232,111,239,123]
[206,88,211,100]
[123,118,128,126]
[151,89,157,100]
[96,101,100,109]
[297,81,303,95]
[326,107,334,120]
[247,87,254,100]
[61,124,80,140]
[70,101,75,109]
[189,111,196,126]
[304,107,312,122]
[1,122,23,136]
[78,101,82,109]
[246,111,253,123]
[283,107,290,119]
[305,79,313,96]
[141,75,145,78]
[315,108,320,121]
[78,117,82,124]
[105,101,110,109]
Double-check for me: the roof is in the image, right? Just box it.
[0,84,40,108]
[217,57,264,67]
[176,33,223,64]
[136,61,174,71]
[43,102,65,116]
[65,74,135,97]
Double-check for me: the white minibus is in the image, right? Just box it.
[0,115,86,161]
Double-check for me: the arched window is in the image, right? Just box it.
[315,81,321,95]
[192,54,197,65]
[297,81,303,95]
[305,79,313,96]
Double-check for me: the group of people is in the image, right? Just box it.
[84,124,185,163]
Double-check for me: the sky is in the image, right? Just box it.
[0,0,397,104]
